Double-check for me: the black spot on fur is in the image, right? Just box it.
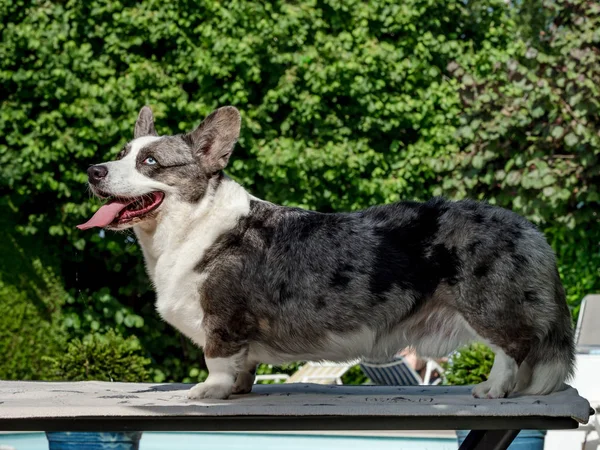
[524,291,541,303]
[315,296,327,310]
[497,228,520,254]
[369,294,389,306]
[467,240,482,254]
[368,198,451,299]
[244,206,276,248]
[462,201,479,211]
[275,281,294,304]
[504,240,517,253]
[297,214,325,240]
[474,262,491,278]
[430,244,461,285]
[507,227,522,240]
[473,213,485,224]
[330,265,353,288]
[512,253,528,272]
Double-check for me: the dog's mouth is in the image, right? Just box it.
[77,191,165,230]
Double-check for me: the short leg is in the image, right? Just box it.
[472,345,518,399]
[513,360,533,393]
[188,341,247,400]
[232,360,257,395]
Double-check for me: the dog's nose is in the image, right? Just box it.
[87,165,108,184]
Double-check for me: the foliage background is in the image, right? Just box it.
[0,0,597,383]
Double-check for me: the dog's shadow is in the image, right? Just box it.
[132,383,192,394]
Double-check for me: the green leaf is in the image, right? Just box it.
[564,133,579,147]
[551,126,564,139]
[531,107,544,118]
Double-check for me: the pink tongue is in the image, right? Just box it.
[77,200,131,230]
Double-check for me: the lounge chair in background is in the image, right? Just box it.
[575,294,600,354]
[360,356,445,386]
[254,361,353,385]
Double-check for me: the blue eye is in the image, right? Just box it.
[144,157,157,165]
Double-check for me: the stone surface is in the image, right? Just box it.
[0,382,591,424]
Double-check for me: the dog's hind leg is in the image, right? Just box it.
[457,307,530,399]
[232,360,257,395]
[515,281,575,395]
[471,344,519,399]
[515,326,574,395]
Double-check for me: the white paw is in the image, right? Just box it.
[472,380,509,399]
[187,382,233,400]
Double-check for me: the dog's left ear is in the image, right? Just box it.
[185,106,241,173]
[134,106,158,139]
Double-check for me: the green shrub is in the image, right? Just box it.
[0,200,67,380]
[45,330,151,382]
[0,283,66,380]
[341,365,370,385]
[443,344,495,386]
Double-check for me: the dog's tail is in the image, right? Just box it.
[516,279,575,395]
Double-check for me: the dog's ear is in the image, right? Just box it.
[134,106,158,139]
[185,106,241,173]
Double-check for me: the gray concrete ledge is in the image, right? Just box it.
[0,381,591,432]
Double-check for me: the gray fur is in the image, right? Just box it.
[196,198,574,378]
[134,136,213,203]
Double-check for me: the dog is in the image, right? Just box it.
[78,105,575,400]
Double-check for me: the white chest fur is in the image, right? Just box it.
[152,242,208,347]
[134,179,251,348]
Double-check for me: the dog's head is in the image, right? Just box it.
[77,106,241,231]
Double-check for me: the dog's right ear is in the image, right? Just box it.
[134,106,158,139]
[184,106,241,174]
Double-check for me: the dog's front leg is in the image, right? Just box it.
[187,336,247,401]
